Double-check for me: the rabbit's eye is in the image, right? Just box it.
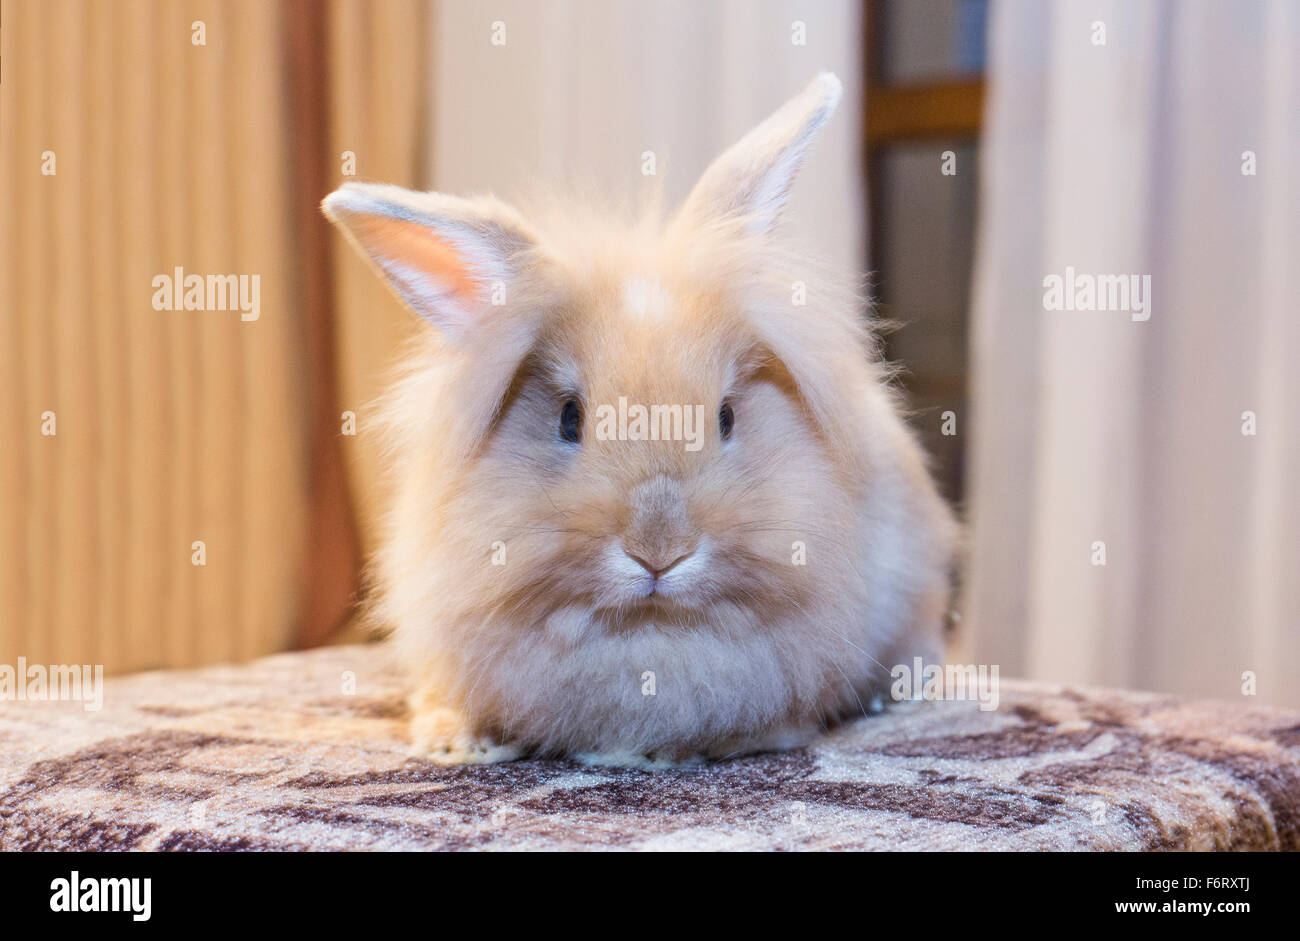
[559,399,582,444]
[719,401,734,440]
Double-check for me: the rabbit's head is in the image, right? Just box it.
[324,74,952,756]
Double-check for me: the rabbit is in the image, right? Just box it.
[322,73,957,767]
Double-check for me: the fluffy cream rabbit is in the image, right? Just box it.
[323,73,956,766]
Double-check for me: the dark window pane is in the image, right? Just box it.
[874,139,978,503]
[877,0,988,85]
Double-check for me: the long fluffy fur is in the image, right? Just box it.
[331,75,957,765]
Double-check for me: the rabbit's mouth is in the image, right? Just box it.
[602,537,712,605]
[591,598,713,634]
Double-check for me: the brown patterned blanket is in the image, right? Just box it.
[1,644,1296,851]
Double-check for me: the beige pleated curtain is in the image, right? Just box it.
[966,0,1300,708]
[0,0,429,674]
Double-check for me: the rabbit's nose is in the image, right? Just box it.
[623,548,695,579]
[623,475,696,574]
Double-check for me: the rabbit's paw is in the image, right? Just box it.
[409,707,521,765]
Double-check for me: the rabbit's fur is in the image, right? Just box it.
[323,74,956,766]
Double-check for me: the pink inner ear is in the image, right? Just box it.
[352,213,481,304]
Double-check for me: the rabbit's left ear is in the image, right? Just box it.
[322,182,537,341]
[678,73,842,236]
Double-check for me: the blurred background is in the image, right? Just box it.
[2,0,1296,706]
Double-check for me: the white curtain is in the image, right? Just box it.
[967,0,1300,707]
[427,0,864,277]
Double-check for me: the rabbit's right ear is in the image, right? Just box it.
[677,73,841,237]
[322,182,537,340]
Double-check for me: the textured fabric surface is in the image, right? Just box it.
[1,644,1297,851]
